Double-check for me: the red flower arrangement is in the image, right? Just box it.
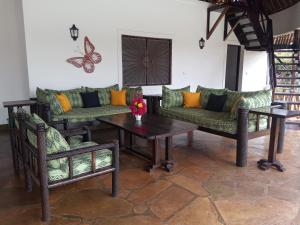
[129,93,147,116]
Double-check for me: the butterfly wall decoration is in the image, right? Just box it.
[67,36,102,73]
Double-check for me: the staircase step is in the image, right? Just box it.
[274,92,300,96]
[240,23,253,28]
[274,101,300,105]
[244,31,256,36]
[276,85,300,88]
[275,63,299,66]
[274,56,298,59]
[277,77,300,80]
[229,14,248,21]
[277,70,300,72]
[247,38,259,42]
[275,49,300,52]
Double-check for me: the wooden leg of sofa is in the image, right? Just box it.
[112,140,119,197]
[40,185,50,222]
[236,108,249,167]
[187,131,193,147]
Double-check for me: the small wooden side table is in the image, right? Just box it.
[143,94,162,115]
[249,106,300,172]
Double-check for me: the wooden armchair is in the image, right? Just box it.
[19,113,119,222]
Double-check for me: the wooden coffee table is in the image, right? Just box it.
[97,113,197,172]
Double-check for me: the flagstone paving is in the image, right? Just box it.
[0,128,300,225]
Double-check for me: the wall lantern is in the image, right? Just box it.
[69,24,79,41]
[199,38,205,49]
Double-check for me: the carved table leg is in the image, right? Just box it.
[145,138,161,172]
[118,129,125,149]
[257,117,285,172]
[162,136,175,172]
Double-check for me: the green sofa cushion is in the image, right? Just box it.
[123,86,143,105]
[225,89,272,113]
[86,84,119,105]
[48,142,112,182]
[46,87,85,108]
[196,86,227,109]
[36,88,64,115]
[162,86,190,108]
[52,105,131,123]
[160,107,268,134]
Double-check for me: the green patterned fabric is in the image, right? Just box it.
[160,107,268,134]
[225,89,272,112]
[229,89,272,119]
[162,86,190,108]
[46,87,85,108]
[196,86,227,109]
[26,114,70,169]
[86,84,119,105]
[123,86,143,105]
[52,105,131,123]
[36,88,64,115]
[48,143,113,182]
[36,87,50,104]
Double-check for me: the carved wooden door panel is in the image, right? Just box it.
[147,38,171,85]
[122,35,171,86]
[122,36,147,86]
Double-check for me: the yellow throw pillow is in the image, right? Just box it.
[56,93,72,112]
[111,90,127,106]
[182,91,201,108]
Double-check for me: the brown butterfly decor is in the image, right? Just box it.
[67,36,102,73]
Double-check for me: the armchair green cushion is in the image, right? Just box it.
[48,142,112,182]
[26,114,70,169]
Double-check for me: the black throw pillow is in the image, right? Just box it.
[80,92,101,108]
[205,94,227,112]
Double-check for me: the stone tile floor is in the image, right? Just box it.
[0,127,300,225]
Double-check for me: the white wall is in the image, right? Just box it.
[271,2,300,35]
[22,0,237,96]
[0,0,29,125]
[241,51,269,91]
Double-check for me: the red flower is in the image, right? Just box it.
[129,93,147,115]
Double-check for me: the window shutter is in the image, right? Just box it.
[147,39,171,85]
[122,36,147,86]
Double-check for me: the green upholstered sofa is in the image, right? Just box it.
[160,86,277,167]
[35,85,141,124]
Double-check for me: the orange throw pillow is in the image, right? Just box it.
[56,93,72,112]
[182,91,201,108]
[111,90,127,106]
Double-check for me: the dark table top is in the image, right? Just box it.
[97,113,198,140]
[249,106,300,119]
[3,100,37,108]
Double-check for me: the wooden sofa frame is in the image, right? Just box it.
[18,112,119,222]
[193,105,286,167]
